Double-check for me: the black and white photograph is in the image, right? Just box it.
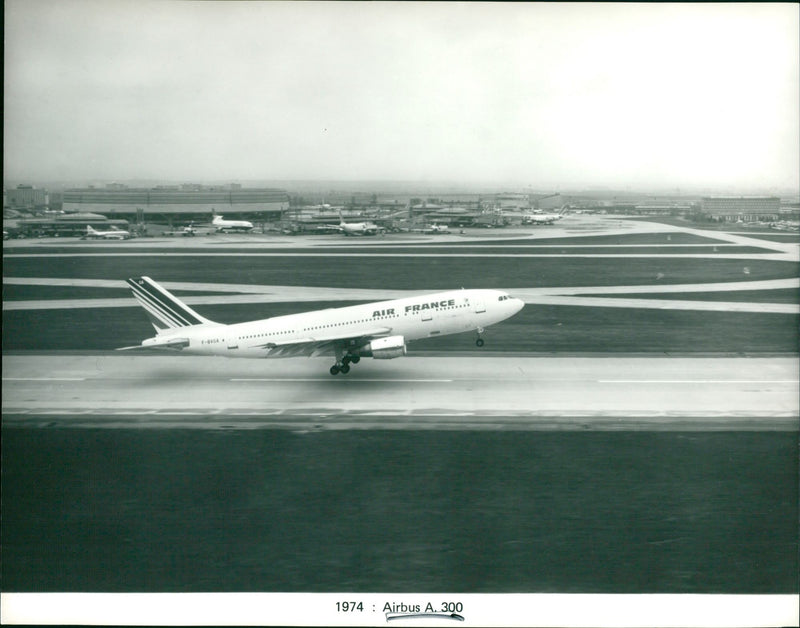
[2,1,798,626]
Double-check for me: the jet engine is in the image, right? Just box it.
[366,335,407,359]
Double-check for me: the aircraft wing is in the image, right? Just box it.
[253,327,392,357]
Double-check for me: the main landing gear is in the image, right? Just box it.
[330,352,361,376]
[475,326,485,347]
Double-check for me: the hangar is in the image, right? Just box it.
[61,184,289,223]
[6,212,130,238]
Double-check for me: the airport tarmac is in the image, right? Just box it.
[3,354,797,430]
[4,277,798,314]
[4,214,797,260]
[3,217,798,604]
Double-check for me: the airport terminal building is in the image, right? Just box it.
[700,196,781,221]
[62,184,289,222]
[5,185,48,211]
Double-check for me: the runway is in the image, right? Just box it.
[3,354,797,430]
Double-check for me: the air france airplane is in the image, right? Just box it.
[119,277,524,375]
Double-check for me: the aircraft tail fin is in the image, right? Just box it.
[126,276,217,333]
[87,225,97,234]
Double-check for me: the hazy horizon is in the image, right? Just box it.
[4,177,799,199]
[5,2,799,192]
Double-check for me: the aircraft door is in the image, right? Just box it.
[474,299,486,314]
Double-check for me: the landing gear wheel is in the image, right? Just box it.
[330,365,340,375]
[350,355,361,364]
[476,338,485,347]
[340,363,350,374]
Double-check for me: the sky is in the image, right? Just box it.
[4,1,799,191]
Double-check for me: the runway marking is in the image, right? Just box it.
[5,276,799,294]
[4,252,796,260]
[3,377,795,385]
[229,377,454,383]
[0,243,770,253]
[599,379,799,384]
[2,377,86,381]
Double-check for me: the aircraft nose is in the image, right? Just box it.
[510,296,525,313]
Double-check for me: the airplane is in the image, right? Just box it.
[522,206,568,225]
[119,276,524,375]
[327,211,380,236]
[212,214,254,232]
[84,225,131,240]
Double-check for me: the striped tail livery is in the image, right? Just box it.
[126,276,216,332]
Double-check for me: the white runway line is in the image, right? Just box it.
[2,377,86,381]
[515,296,799,313]
[5,295,798,313]
[599,379,799,384]
[3,251,797,260]
[6,276,799,294]
[5,275,798,313]
[229,377,454,382]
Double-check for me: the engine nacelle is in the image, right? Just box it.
[366,335,407,359]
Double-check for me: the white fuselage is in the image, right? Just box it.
[86,225,130,239]
[213,216,253,231]
[523,214,562,225]
[150,289,523,358]
[339,221,378,235]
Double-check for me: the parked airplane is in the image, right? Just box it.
[328,211,380,236]
[424,223,450,234]
[119,276,524,375]
[522,207,568,225]
[212,215,254,232]
[84,225,131,240]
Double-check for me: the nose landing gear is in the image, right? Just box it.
[475,326,485,347]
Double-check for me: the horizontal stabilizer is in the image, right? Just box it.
[116,337,190,351]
